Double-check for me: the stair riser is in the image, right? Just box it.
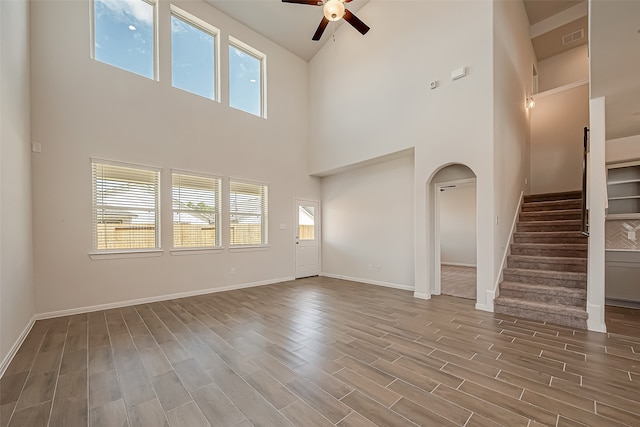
[517,223,582,232]
[494,303,587,329]
[503,272,586,289]
[510,246,587,258]
[500,288,586,307]
[507,259,587,273]
[513,236,588,245]
[519,212,582,221]
[521,202,582,212]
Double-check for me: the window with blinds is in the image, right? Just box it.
[172,172,221,248]
[230,180,268,246]
[92,161,160,251]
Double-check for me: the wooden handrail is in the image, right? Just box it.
[581,126,589,236]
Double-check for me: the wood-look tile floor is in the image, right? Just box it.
[2,276,640,427]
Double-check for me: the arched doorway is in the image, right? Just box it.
[431,164,477,300]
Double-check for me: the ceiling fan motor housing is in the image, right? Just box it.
[324,0,345,21]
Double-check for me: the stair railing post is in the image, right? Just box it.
[581,127,590,237]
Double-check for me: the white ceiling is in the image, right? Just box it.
[206,0,640,140]
[203,0,369,61]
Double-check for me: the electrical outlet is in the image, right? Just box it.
[230,267,236,275]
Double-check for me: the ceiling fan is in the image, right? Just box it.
[282,0,370,41]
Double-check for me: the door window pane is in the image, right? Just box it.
[299,206,315,240]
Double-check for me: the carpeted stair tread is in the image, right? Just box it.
[521,199,582,212]
[504,267,586,281]
[494,297,588,318]
[499,281,586,306]
[519,210,582,221]
[510,244,588,258]
[494,297,588,329]
[523,191,582,203]
[507,255,587,273]
[513,231,588,244]
[517,219,582,232]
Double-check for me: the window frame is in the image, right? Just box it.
[228,36,267,118]
[90,158,162,259]
[229,178,269,249]
[171,170,223,252]
[90,0,159,80]
[170,5,220,101]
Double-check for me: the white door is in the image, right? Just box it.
[295,200,320,278]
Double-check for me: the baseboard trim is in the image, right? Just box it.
[476,289,496,312]
[0,316,36,378]
[441,262,477,268]
[414,292,431,300]
[320,273,414,292]
[35,277,295,320]
[606,298,640,309]
[587,302,607,333]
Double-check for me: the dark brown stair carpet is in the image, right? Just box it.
[495,191,589,329]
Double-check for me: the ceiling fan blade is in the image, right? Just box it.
[343,9,370,35]
[312,17,330,41]
[281,0,321,5]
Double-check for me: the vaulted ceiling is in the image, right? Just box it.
[206,0,640,140]
[204,0,369,61]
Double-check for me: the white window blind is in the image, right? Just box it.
[92,161,160,251]
[230,180,268,246]
[172,172,221,248]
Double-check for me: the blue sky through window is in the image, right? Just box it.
[94,0,264,115]
[171,15,215,100]
[229,45,261,117]
[94,0,154,79]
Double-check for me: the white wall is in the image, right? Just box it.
[606,135,640,164]
[321,155,414,289]
[538,44,589,92]
[1,0,36,370]
[530,84,589,194]
[439,182,477,266]
[492,0,535,304]
[309,0,496,304]
[30,0,320,315]
[587,97,607,332]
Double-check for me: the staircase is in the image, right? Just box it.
[494,191,588,329]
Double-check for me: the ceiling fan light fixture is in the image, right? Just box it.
[323,0,345,21]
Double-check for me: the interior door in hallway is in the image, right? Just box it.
[295,200,320,278]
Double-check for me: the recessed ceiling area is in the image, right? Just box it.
[523,0,588,61]
[531,15,587,61]
[523,0,582,25]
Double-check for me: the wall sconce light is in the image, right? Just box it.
[526,97,536,109]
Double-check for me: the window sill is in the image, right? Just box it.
[229,245,269,253]
[171,247,223,256]
[89,249,163,260]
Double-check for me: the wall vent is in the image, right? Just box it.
[562,29,584,45]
